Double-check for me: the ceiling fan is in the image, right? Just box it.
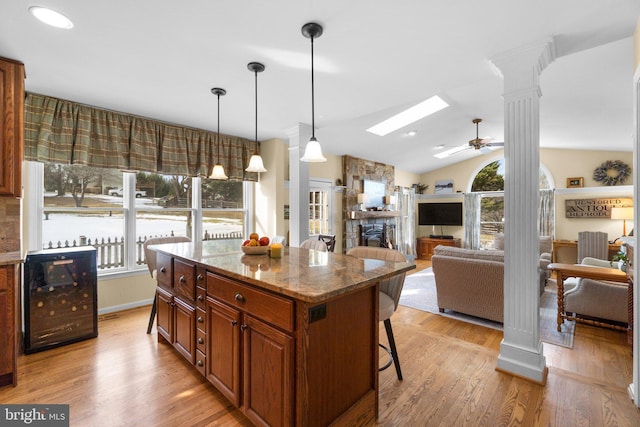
[434,118,504,159]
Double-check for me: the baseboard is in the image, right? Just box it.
[98,298,153,316]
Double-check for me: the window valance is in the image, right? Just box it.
[24,93,259,181]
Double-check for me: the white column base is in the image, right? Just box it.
[496,339,548,385]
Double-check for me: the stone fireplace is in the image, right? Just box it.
[342,155,396,252]
[359,223,396,248]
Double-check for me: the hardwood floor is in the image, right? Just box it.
[1,262,638,426]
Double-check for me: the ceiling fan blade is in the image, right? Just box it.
[479,141,504,154]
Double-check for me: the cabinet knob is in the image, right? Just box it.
[197,274,204,281]
[160,266,166,273]
[197,360,204,367]
[231,320,238,327]
[198,337,204,344]
[179,275,186,283]
[234,293,245,303]
[197,316,204,323]
[240,324,248,332]
[197,294,204,302]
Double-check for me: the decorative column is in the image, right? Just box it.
[285,124,311,247]
[490,38,555,384]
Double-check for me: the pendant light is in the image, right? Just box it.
[300,22,327,162]
[245,62,267,173]
[210,87,228,180]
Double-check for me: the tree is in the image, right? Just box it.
[65,165,102,207]
[471,160,504,192]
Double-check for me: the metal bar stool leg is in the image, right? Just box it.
[146,296,157,334]
[384,318,403,380]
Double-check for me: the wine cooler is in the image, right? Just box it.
[23,247,98,354]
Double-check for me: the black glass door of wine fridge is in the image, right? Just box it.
[23,247,98,354]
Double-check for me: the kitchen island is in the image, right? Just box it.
[152,240,414,427]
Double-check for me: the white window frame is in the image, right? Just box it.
[24,162,253,279]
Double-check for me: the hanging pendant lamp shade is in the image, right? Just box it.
[245,62,267,173]
[210,87,228,180]
[300,22,327,163]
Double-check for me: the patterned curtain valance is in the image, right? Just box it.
[24,93,259,181]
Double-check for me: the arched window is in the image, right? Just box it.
[470,158,552,248]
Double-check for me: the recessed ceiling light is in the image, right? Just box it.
[366,95,448,136]
[29,6,73,29]
[405,130,418,137]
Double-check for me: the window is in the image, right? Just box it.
[308,180,332,236]
[35,162,248,275]
[471,159,551,249]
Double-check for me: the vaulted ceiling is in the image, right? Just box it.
[1,1,638,174]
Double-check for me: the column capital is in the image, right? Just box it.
[490,37,557,93]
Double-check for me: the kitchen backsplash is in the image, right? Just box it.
[0,197,20,253]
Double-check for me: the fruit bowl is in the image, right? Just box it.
[241,245,269,255]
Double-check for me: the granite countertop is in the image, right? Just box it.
[0,251,23,266]
[154,240,415,303]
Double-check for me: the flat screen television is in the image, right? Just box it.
[418,202,463,226]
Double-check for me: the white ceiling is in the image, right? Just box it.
[0,1,638,175]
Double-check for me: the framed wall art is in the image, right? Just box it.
[566,177,584,188]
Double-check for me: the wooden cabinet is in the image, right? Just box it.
[0,263,19,387]
[552,239,622,263]
[417,237,461,260]
[0,57,24,197]
[155,257,197,364]
[207,272,294,427]
[152,244,389,426]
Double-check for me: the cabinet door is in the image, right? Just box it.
[0,58,23,197]
[0,266,13,383]
[156,287,173,343]
[243,315,293,427]
[207,297,241,406]
[173,298,195,364]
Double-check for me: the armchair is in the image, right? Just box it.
[563,257,628,326]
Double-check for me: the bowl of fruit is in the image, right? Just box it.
[241,233,270,255]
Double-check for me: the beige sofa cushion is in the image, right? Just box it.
[433,245,504,263]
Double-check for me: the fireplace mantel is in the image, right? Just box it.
[349,211,400,220]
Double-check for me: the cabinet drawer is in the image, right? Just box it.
[156,253,173,288]
[195,350,206,376]
[174,258,196,301]
[207,273,294,333]
[196,328,206,354]
[195,286,207,310]
[196,307,206,332]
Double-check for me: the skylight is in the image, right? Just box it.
[366,95,448,136]
[29,6,73,29]
[433,145,468,159]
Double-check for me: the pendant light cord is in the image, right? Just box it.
[217,93,221,160]
[310,35,316,139]
[254,69,258,152]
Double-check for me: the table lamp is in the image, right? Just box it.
[611,206,634,236]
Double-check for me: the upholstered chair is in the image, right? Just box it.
[564,257,628,325]
[346,246,408,380]
[577,231,608,263]
[299,238,328,252]
[144,235,191,333]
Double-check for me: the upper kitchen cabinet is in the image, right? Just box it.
[0,57,24,197]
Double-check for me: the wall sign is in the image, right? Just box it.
[565,198,632,218]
